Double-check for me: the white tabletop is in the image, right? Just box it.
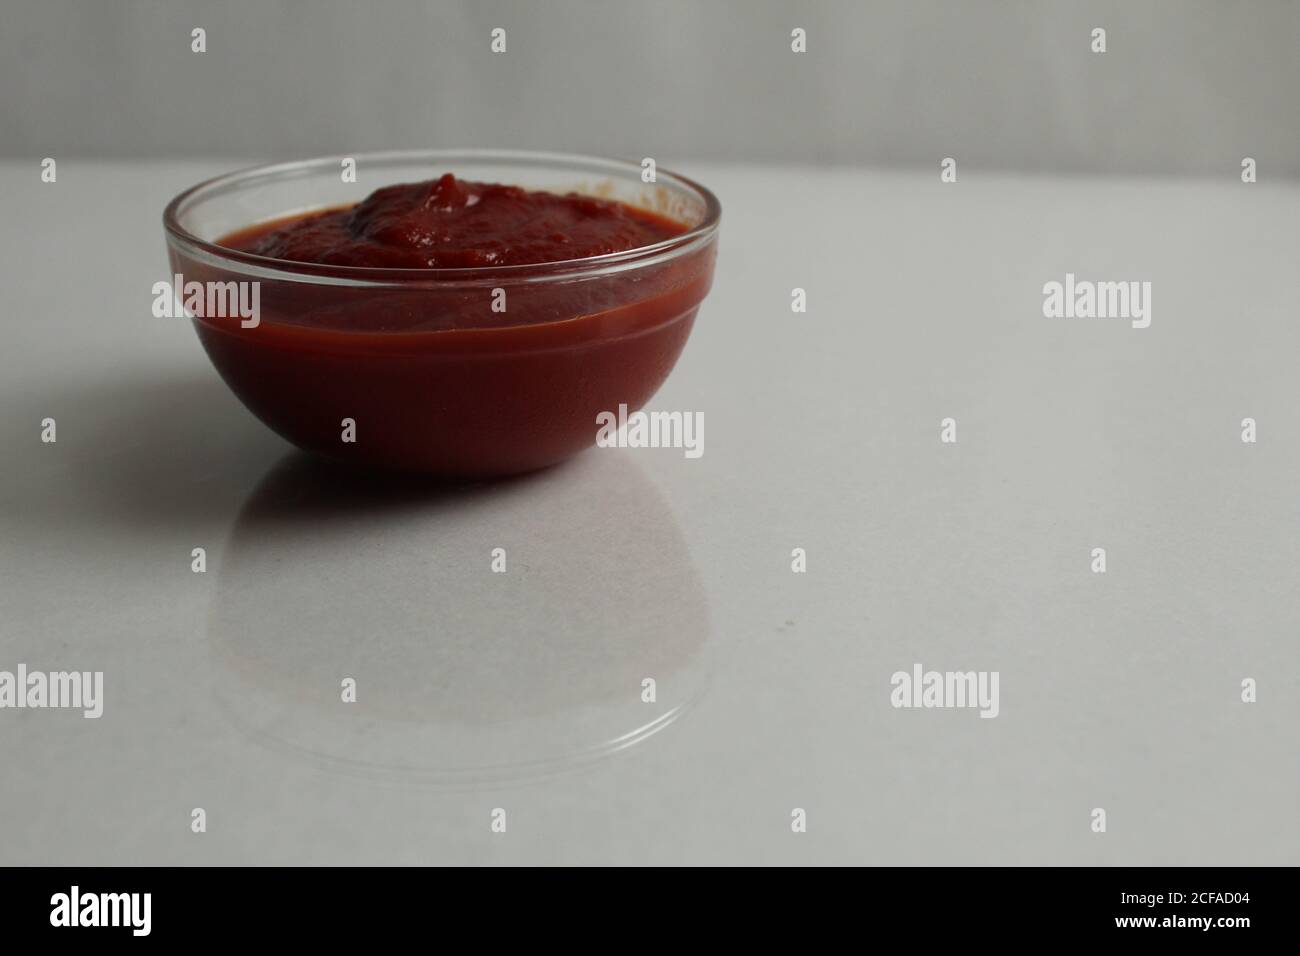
[2,160,1297,864]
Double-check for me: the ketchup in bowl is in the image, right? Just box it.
[163,152,720,478]
[229,173,687,269]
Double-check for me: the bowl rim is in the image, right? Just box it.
[163,148,722,284]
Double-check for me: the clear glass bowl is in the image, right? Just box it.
[163,149,721,477]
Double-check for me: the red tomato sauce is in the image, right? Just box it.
[222,173,687,269]
[177,175,715,477]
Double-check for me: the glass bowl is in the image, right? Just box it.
[163,149,720,477]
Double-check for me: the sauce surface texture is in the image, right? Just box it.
[220,173,687,269]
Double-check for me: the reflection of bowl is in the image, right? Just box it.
[207,450,710,784]
[162,150,721,477]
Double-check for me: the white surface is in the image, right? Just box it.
[1,160,1298,865]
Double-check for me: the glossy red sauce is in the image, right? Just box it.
[223,173,686,269]
[177,174,716,477]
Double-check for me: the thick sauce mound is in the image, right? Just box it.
[222,173,687,268]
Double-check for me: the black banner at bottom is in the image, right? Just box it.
[0,866,1283,940]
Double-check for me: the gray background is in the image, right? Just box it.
[3,0,1299,176]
